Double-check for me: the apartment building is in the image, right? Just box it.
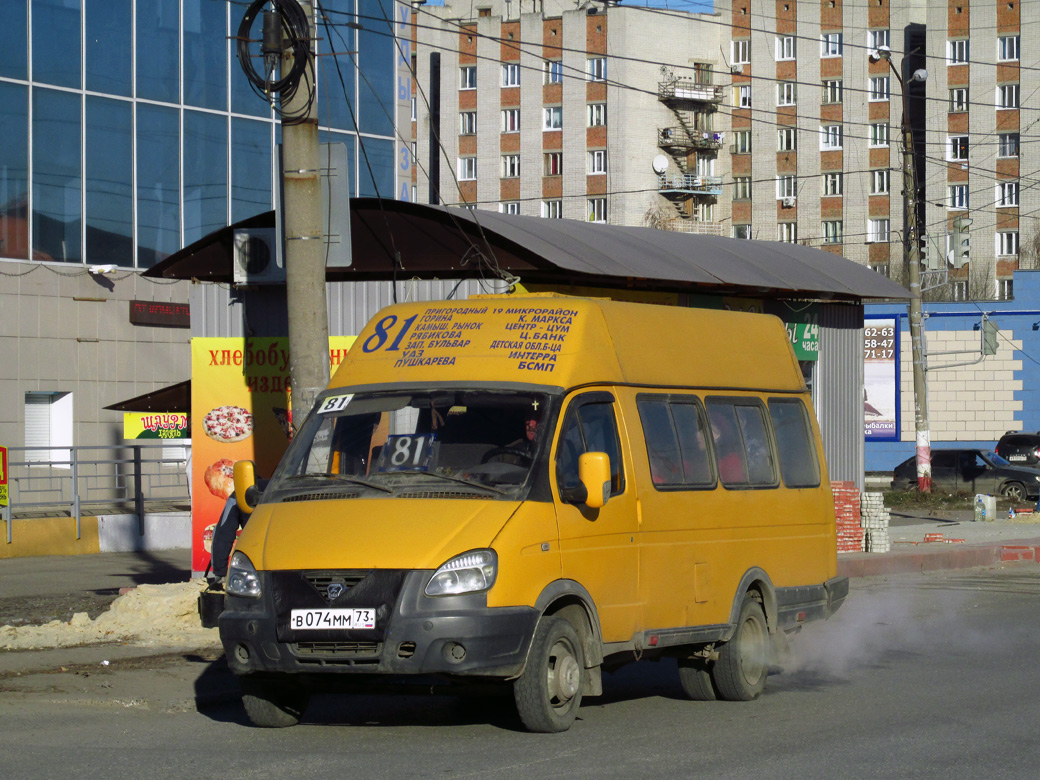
[409,0,728,232]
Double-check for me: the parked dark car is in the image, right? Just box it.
[891,448,1040,500]
[995,431,1040,467]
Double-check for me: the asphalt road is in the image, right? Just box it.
[2,564,1039,779]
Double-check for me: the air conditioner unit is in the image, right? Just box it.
[232,228,285,285]
[730,64,743,74]
[781,196,797,208]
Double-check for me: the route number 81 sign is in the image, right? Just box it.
[374,434,438,472]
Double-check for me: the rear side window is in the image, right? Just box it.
[637,395,713,489]
[556,396,625,496]
[768,398,821,487]
[706,398,778,488]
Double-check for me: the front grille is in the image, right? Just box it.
[284,491,361,502]
[304,572,367,600]
[295,641,380,656]
[398,491,493,500]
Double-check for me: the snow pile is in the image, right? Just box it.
[0,580,220,651]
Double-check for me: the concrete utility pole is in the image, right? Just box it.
[280,0,330,428]
[872,46,931,491]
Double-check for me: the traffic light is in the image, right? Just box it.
[949,216,972,269]
[982,318,999,356]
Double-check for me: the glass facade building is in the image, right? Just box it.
[0,0,398,268]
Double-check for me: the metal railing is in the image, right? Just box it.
[2,443,192,543]
[657,174,725,195]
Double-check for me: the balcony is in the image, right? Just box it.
[658,173,724,197]
[658,79,724,105]
[658,127,724,152]
[659,218,726,236]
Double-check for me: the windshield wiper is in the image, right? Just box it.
[388,470,508,496]
[286,473,394,494]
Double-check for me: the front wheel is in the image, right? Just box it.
[711,593,769,701]
[240,677,310,728]
[513,616,585,732]
[1001,481,1027,502]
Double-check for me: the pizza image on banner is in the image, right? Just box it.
[203,405,253,443]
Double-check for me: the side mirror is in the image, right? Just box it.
[233,460,258,514]
[578,452,611,509]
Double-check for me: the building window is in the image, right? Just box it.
[947,135,968,161]
[998,36,1020,62]
[733,224,752,240]
[544,60,563,84]
[775,35,796,61]
[544,152,562,176]
[460,65,476,90]
[820,124,843,150]
[411,97,417,120]
[502,63,520,87]
[24,391,73,465]
[501,108,519,133]
[997,231,1019,256]
[999,133,1020,158]
[587,102,606,127]
[735,84,751,108]
[869,76,890,101]
[998,278,1014,300]
[870,123,890,147]
[947,39,969,64]
[777,81,796,106]
[459,111,477,135]
[499,201,520,215]
[776,175,797,199]
[586,57,607,82]
[867,218,890,243]
[948,184,969,209]
[732,39,750,65]
[821,32,843,57]
[457,156,477,180]
[543,106,562,130]
[733,130,752,154]
[949,88,969,112]
[997,181,1019,207]
[870,169,890,195]
[733,176,752,200]
[588,149,607,174]
[541,199,562,218]
[588,197,607,223]
[868,30,890,50]
[951,281,968,301]
[998,84,1020,109]
[822,172,843,197]
[822,80,843,104]
[501,154,520,178]
[778,222,797,243]
[778,127,797,151]
[823,220,843,244]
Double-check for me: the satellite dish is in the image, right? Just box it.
[652,155,669,174]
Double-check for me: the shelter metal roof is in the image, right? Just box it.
[144,199,908,302]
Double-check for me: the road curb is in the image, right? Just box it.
[838,538,1040,578]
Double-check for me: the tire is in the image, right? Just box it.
[711,593,769,702]
[513,616,585,733]
[677,658,717,701]
[1000,481,1026,501]
[240,677,310,728]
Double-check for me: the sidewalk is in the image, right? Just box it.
[836,508,1040,578]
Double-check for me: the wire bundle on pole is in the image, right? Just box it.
[237,0,316,125]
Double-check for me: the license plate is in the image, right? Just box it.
[289,608,375,630]
[1009,454,1027,461]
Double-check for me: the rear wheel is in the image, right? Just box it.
[513,616,585,732]
[1001,481,1027,502]
[677,658,717,701]
[240,677,310,728]
[711,593,769,701]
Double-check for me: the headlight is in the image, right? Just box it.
[425,549,497,597]
[226,552,262,598]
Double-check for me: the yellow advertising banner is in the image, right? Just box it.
[190,337,355,574]
[123,412,189,440]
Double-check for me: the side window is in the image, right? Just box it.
[706,398,777,488]
[637,395,713,488]
[555,398,625,496]
[768,399,820,487]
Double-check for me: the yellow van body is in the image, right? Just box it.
[220,295,847,731]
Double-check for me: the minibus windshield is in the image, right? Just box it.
[264,389,552,501]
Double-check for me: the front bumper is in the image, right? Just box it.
[218,569,539,679]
